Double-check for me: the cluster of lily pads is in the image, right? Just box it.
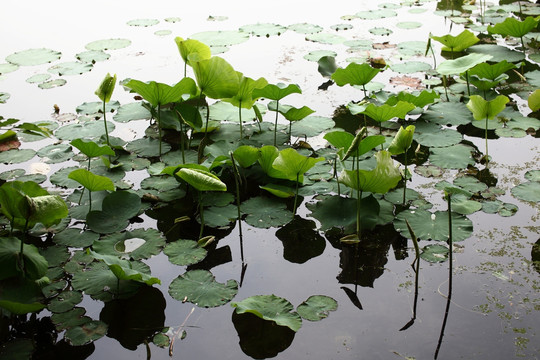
[1,1,540,358]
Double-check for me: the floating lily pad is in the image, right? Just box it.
[204,204,238,227]
[0,92,10,103]
[288,23,323,34]
[65,320,108,346]
[241,196,292,228]
[127,18,159,27]
[54,228,99,248]
[163,240,207,266]
[466,44,525,63]
[48,61,93,76]
[48,290,83,313]
[55,121,115,140]
[169,269,238,307]
[296,295,338,321]
[6,48,62,66]
[113,102,151,123]
[306,33,346,45]
[85,38,132,51]
[415,128,462,147]
[51,307,91,331]
[525,170,540,182]
[355,9,397,19]
[390,61,431,74]
[38,79,67,89]
[191,31,249,46]
[369,27,393,36]
[76,50,110,63]
[420,244,449,263]
[93,229,165,260]
[398,41,428,56]
[330,23,353,31]
[394,209,473,241]
[396,21,422,29]
[239,23,287,37]
[511,181,540,202]
[422,101,473,126]
[154,30,172,36]
[26,73,51,83]
[165,17,181,23]
[291,116,334,137]
[0,63,18,75]
[0,149,36,164]
[430,144,475,169]
[231,294,302,332]
[36,143,74,164]
[304,50,337,62]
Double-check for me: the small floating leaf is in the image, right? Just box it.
[85,38,131,51]
[163,240,207,266]
[169,269,238,307]
[296,295,338,321]
[420,244,449,263]
[126,18,159,27]
[6,48,62,66]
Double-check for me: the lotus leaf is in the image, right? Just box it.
[272,148,324,183]
[332,63,380,87]
[55,121,115,140]
[163,240,208,266]
[388,125,415,155]
[429,144,475,169]
[231,294,302,332]
[93,229,165,260]
[296,295,338,321]
[76,50,110,63]
[394,209,473,241]
[0,277,46,314]
[6,48,62,66]
[113,102,152,123]
[89,250,160,286]
[176,168,227,192]
[241,196,293,228]
[169,269,238,307]
[191,30,249,46]
[430,30,479,52]
[47,290,83,313]
[51,307,91,331]
[467,95,509,121]
[437,53,492,76]
[339,151,401,193]
[467,44,525,63]
[0,149,36,164]
[488,16,540,39]
[420,244,449,263]
[65,320,108,346]
[0,237,48,280]
[511,181,540,202]
[239,23,287,37]
[36,143,74,164]
[86,191,141,234]
[85,38,131,51]
[306,32,346,44]
[125,78,198,107]
[54,228,98,248]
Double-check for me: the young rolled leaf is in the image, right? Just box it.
[388,125,415,155]
[95,73,117,103]
[339,150,401,193]
[430,30,479,53]
[466,95,509,121]
[176,168,227,192]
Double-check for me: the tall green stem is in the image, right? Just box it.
[403,151,408,205]
[484,115,489,167]
[356,155,362,240]
[157,104,163,158]
[198,191,205,239]
[102,101,110,147]
[293,173,300,219]
[274,100,280,147]
[238,100,243,139]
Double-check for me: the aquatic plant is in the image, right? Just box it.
[95,73,117,148]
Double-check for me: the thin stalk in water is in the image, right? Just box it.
[273,100,280,146]
[102,101,110,148]
[157,104,163,158]
[238,100,243,139]
[198,191,205,239]
[402,151,409,205]
[292,173,300,219]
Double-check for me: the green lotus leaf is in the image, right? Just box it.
[47,290,83,313]
[0,92,11,103]
[388,125,415,155]
[70,139,115,159]
[394,209,473,241]
[176,168,227,192]
[385,90,439,108]
[55,121,115,140]
[47,61,93,76]
[85,38,131,51]
[203,203,238,227]
[488,15,540,38]
[26,73,50,83]
[164,240,208,266]
[260,184,295,198]
[0,63,18,75]
[53,228,98,248]
[511,181,540,202]
[421,101,473,126]
[125,77,198,107]
[93,229,165,260]
[76,50,110,63]
[223,75,268,109]
[36,143,74,164]
[241,196,293,228]
[306,32,346,45]
[390,61,431,74]
[415,128,462,148]
[466,95,509,121]
[113,102,152,123]
[0,277,46,315]
[316,56,338,78]
[6,48,62,66]
[192,56,240,100]
[281,106,315,122]
[524,170,540,182]
[355,9,397,19]
[68,169,115,192]
[0,149,36,164]
[437,53,492,75]
[339,150,401,193]
[430,30,479,52]
[252,82,301,101]
[332,62,380,87]
[175,37,211,66]
[231,294,302,332]
[296,295,338,321]
[86,191,141,234]
[240,23,287,37]
[89,250,160,286]
[361,101,415,123]
[191,30,249,46]
[64,320,108,346]
[169,269,238,307]
[232,145,260,168]
[38,79,66,89]
[0,237,48,280]
[51,307,91,331]
[272,148,324,183]
[71,261,145,301]
[429,144,475,169]
[450,194,483,215]
[125,137,171,157]
[420,244,449,263]
[468,60,516,88]
[258,145,287,179]
[528,89,540,112]
[369,27,392,36]
[288,23,323,34]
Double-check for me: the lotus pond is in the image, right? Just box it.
[1,0,539,359]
